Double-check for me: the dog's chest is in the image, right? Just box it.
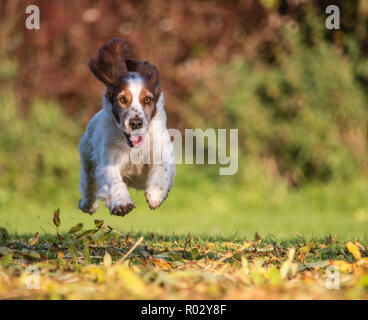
[121,162,149,189]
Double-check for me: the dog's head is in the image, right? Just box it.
[88,38,161,148]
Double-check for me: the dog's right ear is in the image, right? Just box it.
[88,38,130,86]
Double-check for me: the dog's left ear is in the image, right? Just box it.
[127,59,160,89]
[135,61,160,87]
[88,38,130,86]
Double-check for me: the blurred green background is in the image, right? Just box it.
[0,0,368,238]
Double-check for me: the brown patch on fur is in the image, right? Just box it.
[88,38,130,86]
[108,76,130,123]
[119,89,133,106]
[139,87,156,121]
[138,62,161,119]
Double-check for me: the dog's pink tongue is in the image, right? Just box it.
[131,135,143,147]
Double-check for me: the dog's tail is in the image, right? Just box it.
[88,38,130,86]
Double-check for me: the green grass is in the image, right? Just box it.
[0,95,368,239]
[2,164,368,238]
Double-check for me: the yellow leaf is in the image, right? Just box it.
[82,266,105,282]
[299,242,314,254]
[94,219,104,229]
[332,260,353,273]
[243,242,251,249]
[116,268,146,296]
[346,241,361,260]
[28,232,39,246]
[152,258,172,270]
[206,242,215,248]
[356,257,368,267]
[266,266,282,286]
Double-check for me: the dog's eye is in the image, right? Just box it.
[144,97,152,104]
[119,96,127,104]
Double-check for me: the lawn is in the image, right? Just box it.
[1,167,368,299]
[2,163,368,238]
[1,215,368,299]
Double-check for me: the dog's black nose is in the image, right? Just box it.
[129,118,143,130]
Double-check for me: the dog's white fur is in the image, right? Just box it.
[78,73,175,216]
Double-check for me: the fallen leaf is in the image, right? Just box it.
[297,252,306,264]
[21,250,41,260]
[53,208,61,228]
[332,260,353,273]
[28,232,39,246]
[94,219,104,229]
[300,242,314,254]
[346,241,361,260]
[354,240,365,250]
[68,223,83,234]
[151,258,172,270]
[77,229,98,239]
[1,254,12,267]
[0,247,11,256]
[206,242,215,249]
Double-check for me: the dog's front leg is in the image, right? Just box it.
[97,164,135,216]
[145,163,175,209]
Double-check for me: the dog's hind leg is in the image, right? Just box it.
[78,157,99,214]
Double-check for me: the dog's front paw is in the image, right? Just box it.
[145,188,168,210]
[79,199,99,215]
[110,203,135,216]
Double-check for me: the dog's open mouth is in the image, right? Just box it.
[123,132,145,148]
